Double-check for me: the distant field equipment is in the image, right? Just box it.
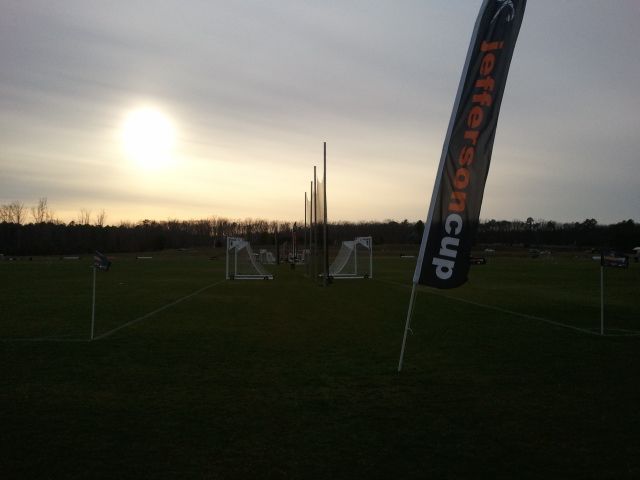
[329,236,372,279]
[226,237,273,280]
[258,249,276,265]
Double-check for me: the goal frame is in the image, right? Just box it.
[329,236,373,279]
[226,237,273,280]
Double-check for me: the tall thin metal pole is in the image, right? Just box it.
[313,167,317,280]
[292,224,296,261]
[275,223,279,265]
[600,265,604,335]
[398,283,418,372]
[323,141,328,287]
[308,181,313,275]
[90,266,96,340]
[304,192,307,252]
[225,236,229,279]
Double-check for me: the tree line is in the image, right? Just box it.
[476,217,638,251]
[0,214,637,257]
[0,197,637,255]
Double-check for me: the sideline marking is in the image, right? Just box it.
[1,280,224,343]
[376,278,640,337]
[95,280,224,340]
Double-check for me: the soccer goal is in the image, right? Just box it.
[329,236,373,279]
[259,249,276,264]
[226,237,273,280]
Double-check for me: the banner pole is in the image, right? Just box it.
[90,266,96,340]
[600,265,604,335]
[398,283,418,372]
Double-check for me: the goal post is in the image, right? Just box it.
[329,236,372,279]
[226,237,273,280]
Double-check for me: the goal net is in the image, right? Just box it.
[329,236,372,279]
[226,237,273,280]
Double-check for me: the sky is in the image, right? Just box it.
[1,0,639,225]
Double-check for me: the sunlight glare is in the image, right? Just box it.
[121,107,176,169]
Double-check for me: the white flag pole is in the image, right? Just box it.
[90,265,97,340]
[398,283,418,372]
[600,265,604,336]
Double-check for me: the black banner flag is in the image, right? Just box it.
[414,0,526,288]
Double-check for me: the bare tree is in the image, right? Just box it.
[2,201,26,224]
[95,209,107,227]
[31,197,51,223]
[77,208,92,225]
[0,204,9,222]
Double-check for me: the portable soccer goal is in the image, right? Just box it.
[259,249,276,264]
[226,237,273,280]
[329,236,373,279]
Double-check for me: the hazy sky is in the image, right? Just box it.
[1,0,638,224]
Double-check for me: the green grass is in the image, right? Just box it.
[1,249,639,479]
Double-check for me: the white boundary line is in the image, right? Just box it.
[94,280,224,340]
[1,280,224,343]
[376,278,640,337]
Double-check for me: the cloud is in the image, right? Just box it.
[1,1,638,224]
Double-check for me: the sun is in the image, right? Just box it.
[121,107,176,169]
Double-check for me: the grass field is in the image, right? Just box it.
[1,248,639,479]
